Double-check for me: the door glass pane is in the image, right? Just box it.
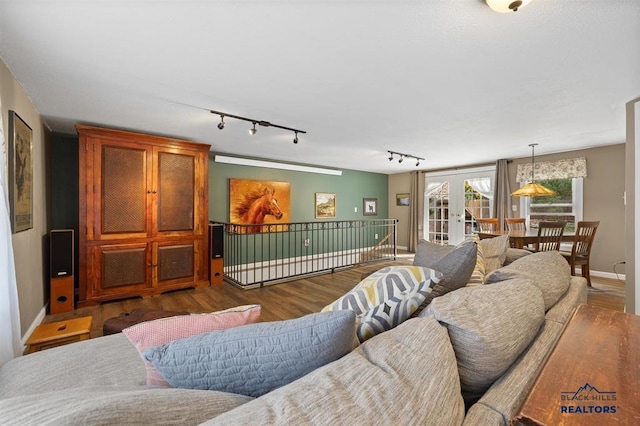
[465,178,493,237]
[426,182,449,245]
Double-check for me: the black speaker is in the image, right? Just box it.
[209,224,224,285]
[209,224,224,259]
[50,229,74,278]
[50,229,74,314]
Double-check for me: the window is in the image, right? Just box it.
[520,178,583,233]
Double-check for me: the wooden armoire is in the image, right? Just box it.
[76,125,210,307]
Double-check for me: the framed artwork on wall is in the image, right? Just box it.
[315,192,336,219]
[363,198,377,216]
[396,193,410,206]
[8,111,33,233]
[229,178,290,233]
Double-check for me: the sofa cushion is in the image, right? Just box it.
[464,320,568,425]
[421,279,545,404]
[123,304,261,387]
[484,251,572,310]
[504,247,532,265]
[322,265,441,340]
[412,239,477,311]
[203,317,465,426]
[0,387,253,426]
[0,333,146,399]
[144,310,358,397]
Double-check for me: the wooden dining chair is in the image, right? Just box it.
[560,221,599,287]
[476,218,499,232]
[533,221,565,252]
[504,217,526,232]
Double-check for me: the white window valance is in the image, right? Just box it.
[516,157,587,183]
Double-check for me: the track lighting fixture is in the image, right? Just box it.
[387,150,425,168]
[211,109,306,144]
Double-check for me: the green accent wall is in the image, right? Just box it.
[208,154,388,222]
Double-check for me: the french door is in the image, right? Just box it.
[424,166,495,245]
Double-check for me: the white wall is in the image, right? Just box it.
[626,98,640,315]
[1,58,48,337]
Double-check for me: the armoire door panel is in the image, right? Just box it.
[157,243,194,282]
[99,244,150,290]
[94,141,152,240]
[157,151,195,232]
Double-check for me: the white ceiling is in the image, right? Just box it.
[1,1,639,174]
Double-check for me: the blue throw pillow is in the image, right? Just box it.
[143,310,357,397]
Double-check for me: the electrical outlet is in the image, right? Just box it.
[304,239,310,247]
[375,233,379,239]
[354,207,358,212]
[512,204,517,212]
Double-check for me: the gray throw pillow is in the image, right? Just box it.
[144,310,358,397]
[421,279,545,404]
[412,239,477,314]
[484,251,571,310]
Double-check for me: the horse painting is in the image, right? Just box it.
[230,180,289,233]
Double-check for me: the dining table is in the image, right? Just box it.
[477,229,575,250]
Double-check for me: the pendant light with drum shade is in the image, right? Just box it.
[511,144,557,197]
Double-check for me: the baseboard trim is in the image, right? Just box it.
[584,269,626,281]
[21,306,47,350]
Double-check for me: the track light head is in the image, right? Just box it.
[217,115,225,130]
[398,156,404,164]
[249,122,257,135]
[388,153,394,161]
[416,160,420,167]
[293,132,299,144]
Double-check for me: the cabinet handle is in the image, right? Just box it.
[147,263,158,267]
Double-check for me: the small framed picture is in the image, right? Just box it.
[315,192,336,219]
[396,193,410,206]
[8,111,33,233]
[363,198,377,216]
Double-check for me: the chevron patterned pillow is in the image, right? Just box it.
[322,265,441,342]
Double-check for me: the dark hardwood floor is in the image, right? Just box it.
[43,253,625,338]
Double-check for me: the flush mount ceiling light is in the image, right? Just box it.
[511,144,557,197]
[486,0,532,13]
[387,150,425,168]
[211,109,306,143]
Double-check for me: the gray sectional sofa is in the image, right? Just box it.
[0,250,587,425]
